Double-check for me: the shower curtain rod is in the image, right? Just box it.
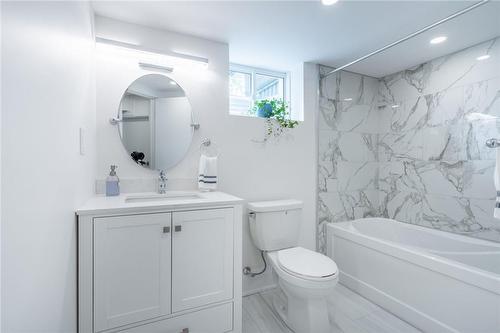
[322,0,490,78]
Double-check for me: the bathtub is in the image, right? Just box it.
[326,218,500,333]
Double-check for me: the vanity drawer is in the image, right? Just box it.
[119,302,233,333]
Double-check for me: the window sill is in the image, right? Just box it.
[229,112,302,122]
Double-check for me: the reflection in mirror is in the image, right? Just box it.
[118,74,193,171]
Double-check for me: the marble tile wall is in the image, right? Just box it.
[318,37,500,252]
[318,66,382,252]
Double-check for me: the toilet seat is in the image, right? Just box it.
[277,247,337,281]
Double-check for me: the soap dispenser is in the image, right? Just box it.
[106,165,120,196]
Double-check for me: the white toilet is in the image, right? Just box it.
[248,199,338,333]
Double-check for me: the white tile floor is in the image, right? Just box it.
[243,284,421,333]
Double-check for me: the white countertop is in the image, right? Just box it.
[76,191,244,216]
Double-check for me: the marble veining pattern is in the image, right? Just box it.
[318,37,500,252]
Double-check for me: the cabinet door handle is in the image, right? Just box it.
[163,226,170,233]
[174,225,182,232]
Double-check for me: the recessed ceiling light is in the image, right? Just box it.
[322,0,339,5]
[344,98,352,101]
[430,36,447,45]
[170,81,177,85]
[476,54,491,61]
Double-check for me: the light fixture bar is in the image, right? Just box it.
[96,37,209,67]
[138,62,174,73]
[322,0,490,78]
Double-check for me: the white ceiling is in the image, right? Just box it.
[92,0,500,77]
[347,1,500,77]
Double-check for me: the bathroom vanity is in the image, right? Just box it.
[77,191,243,333]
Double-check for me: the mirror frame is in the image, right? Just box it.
[114,73,195,171]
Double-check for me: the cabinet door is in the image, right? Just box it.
[94,213,172,331]
[172,208,234,312]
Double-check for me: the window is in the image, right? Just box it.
[229,64,289,116]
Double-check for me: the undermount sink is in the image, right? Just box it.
[125,192,203,203]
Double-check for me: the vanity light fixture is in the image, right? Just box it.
[322,0,339,5]
[138,62,174,73]
[430,36,447,45]
[96,37,209,69]
[476,54,491,61]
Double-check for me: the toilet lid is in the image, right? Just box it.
[277,247,338,279]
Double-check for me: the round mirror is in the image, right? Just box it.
[117,74,194,170]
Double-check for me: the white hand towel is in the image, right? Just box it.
[198,154,218,191]
[495,149,500,219]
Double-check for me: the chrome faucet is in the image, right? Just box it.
[158,170,167,194]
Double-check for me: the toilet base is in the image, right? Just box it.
[274,280,333,333]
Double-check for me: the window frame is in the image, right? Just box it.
[229,63,290,117]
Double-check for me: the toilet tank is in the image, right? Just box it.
[248,199,303,251]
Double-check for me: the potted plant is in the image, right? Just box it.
[250,98,299,141]
[256,101,274,118]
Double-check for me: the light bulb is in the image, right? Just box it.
[430,36,447,45]
[476,54,490,61]
[322,0,339,5]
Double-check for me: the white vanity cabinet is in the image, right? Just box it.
[77,192,243,333]
[171,209,234,312]
[94,213,173,331]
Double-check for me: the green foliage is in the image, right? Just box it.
[251,98,298,127]
[249,99,299,142]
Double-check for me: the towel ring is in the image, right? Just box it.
[200,138,218,157]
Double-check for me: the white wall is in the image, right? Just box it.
[1,2,96,332]
[96,17,318,294]
[0,2,3,329]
